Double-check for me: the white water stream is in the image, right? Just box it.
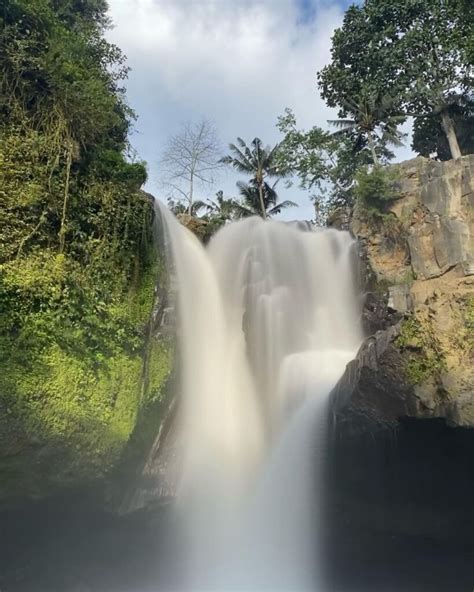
[156,204,363,590]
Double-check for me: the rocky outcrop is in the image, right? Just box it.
[327,157,474,552]
[334,155,474,432]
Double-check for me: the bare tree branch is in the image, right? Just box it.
[158,119,223,214]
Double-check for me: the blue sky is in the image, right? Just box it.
[296,0,357,22]
[107,0,411,220]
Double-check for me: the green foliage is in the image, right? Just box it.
[412,95,474,160]
[276,107,379,220]
[144,340,173,404]
[204,190,239,223]
[396,316,446,385]
[0,0,149,262]
[0,0,129,135]
[328,91,406,166]
[318,0,472,158]
[0,0,170,497]
[91,148,148,186]
[221,137,294,218]
[276,108,330,191]
[354,166,399,212]
[234,180,297,219]
[168,198,207,217]
[354,167,407,247]
[0,251,172,498]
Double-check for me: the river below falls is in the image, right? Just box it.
[1,492,473,592]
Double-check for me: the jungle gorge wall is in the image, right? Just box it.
[0,0,171,505]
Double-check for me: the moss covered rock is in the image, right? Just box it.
[0,255,172,505]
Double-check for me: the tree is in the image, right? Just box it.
[220,137,290,219]
[276,108,375,219]
[159,119,222,215]
[204,190,239,222]
[328,91,406,166]
[412,94,474,160]
[276,108,330,192]
[318,0,472,159]
[0,0,161,484]
[0,0,146,258]
[234,180,297,219]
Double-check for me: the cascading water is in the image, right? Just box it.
[156,203,363,590]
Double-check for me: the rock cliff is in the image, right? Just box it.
[333,155,474,433]
[325,155,474,550]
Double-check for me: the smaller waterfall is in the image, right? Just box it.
[156,204,363,590]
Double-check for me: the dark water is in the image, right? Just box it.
[323,417,474,592]
[1,498,473,592]
[1,418,474,591]
[0,495,176,592]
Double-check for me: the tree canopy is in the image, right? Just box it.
[318,0,473,159]
[233,180,297,219]
[276,108,378,221]
[412,94,474,160]
[0,0,148,259]
[328,92,406,166]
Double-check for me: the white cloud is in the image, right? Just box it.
[106,0,413,220]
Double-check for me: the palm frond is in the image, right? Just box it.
[236,180,252,194]
[221,143,254,172]
[267,199,298,216]
[233,202,257,218]
[328,120,357,133]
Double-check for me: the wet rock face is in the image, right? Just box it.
[331,324,414,437]
[338,155,474,431]
[332,307,473,433]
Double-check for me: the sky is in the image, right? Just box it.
[106,0,413,220]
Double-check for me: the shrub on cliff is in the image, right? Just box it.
[354,166,399,212]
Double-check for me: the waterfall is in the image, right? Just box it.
[156,203,363,590]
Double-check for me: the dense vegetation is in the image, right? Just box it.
[0,0,170,499]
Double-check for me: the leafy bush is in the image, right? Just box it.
[354,165,399,212]
[396,316,446,385]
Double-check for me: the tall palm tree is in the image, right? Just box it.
[220,137,290,219]
[234,180,297,219]
[328,92,406,166]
